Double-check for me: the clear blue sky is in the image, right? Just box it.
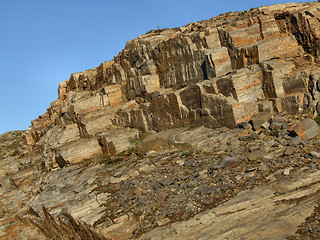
[0,0,311,134]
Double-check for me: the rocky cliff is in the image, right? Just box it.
[2,1,320,240]
[22,1,320,168]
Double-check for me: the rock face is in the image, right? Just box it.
[2,116,320,240]
[138,169,320,240]
[21,1,320,167]
[3,1,320,240]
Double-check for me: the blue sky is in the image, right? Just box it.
[0,0,311,134]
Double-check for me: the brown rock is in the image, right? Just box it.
[246,152,265,161]
[218,156,241,169]
[23,1,320,169]
[250,111,273,131]
[283,146,297,156]
[292,118,320,140]
[9,2,320,239]
[98,137,116,156]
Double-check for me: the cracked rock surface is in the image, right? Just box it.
[2,113,320,239]
[3,1,320,239]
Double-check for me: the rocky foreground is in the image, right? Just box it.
[2,1,320,239]
[1,114,320,239]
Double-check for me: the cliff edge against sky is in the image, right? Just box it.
[22,1,320,167]
[2,1,320,239]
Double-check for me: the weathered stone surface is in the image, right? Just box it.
[292,118,320,140]
[54,139,102,165]
[250,111,273,131]
[258,36,302,62]
[5,2,320,239]
[290,136,302,146]
[310,151,320,158]
[98,128,140,153]
[217,156,241,169]
[3,114,320,240]
[21,1,320,167]
[138,169,320,240]
[283,146,297,156]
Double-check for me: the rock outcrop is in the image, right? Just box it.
[2,114,320,239]
[22,1,320,168]
[3,1,320,240]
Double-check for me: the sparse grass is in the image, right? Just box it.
[271,129,279,137]
[75,158,91,168]
[99,153,124,165]
[129,136,140,148]
[180,147,195,158]
[127,135,145,158]
[17,160,32,170]
[263,128,279,137]
[263,128,270,136]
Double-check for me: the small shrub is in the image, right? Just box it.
[99,153,112,164]
[270,129,279,137]
[76,158,91,167]
[117,151,126,157]
[264,128,279,137]
[127,135,145,158]
[99,153,124,166]
[129,136,140,148]
[180,147,195,158]
[263,128,271,136]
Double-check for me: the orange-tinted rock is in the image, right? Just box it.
[292,118,320,140]
[22,1,320,168]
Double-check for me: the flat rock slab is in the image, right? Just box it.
[138,169,320,240]
[217,156,241,169]
[292,118,320,140]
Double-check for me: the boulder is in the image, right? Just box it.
[250,111,273,131]
[217,156,241,169]
[292,118,320,140]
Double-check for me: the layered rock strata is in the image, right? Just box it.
[3,2,320,239]
[2,115,320,239]
[23,2,320,168]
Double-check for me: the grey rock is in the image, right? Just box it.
[208,165,220,173]
[261,121,271,129]
[196,187,215,196]
[265,140,277,152]
[290,136,302,146]
[282,121,289,129]
[159,178,175,187]
[262,154,274,161]
[279,129,289,138]
[217,156,241,169]
[183,160,195,167]
[236,122,252,130]
[250,112,272,131]
[239,135,253,142]
[246,152,265,161]
[283,146,296,156]
[270,122,283,131]
[270,117,287,130]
